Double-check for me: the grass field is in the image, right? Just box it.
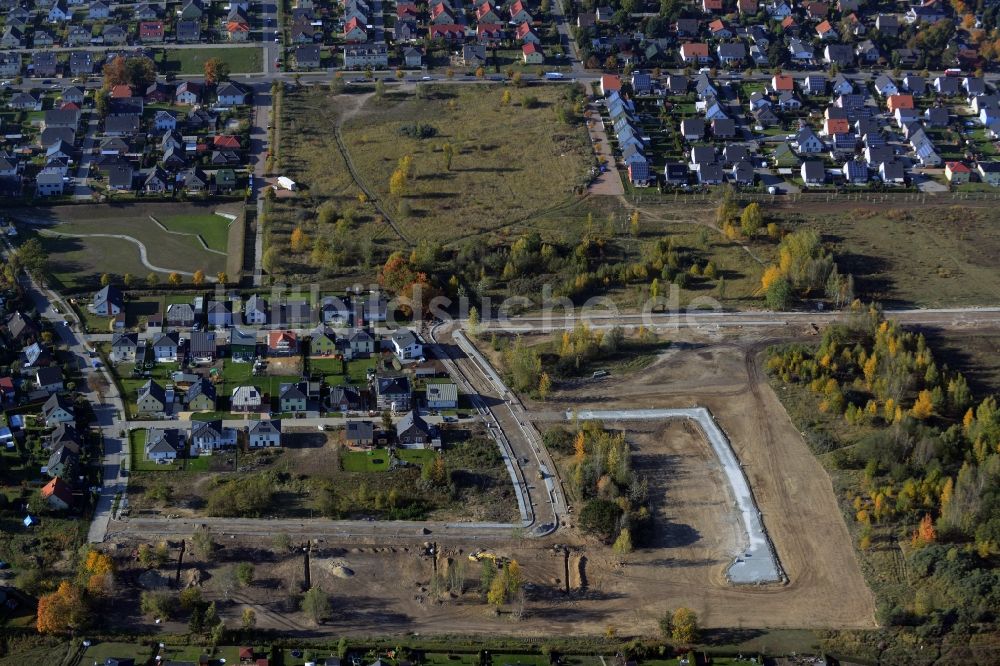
[268,84,594,282]
[158,212,233,252]
[785,204,1000,307]
[17,203,231,290]
[920,330,1000,398]
[341,85,593,244]
[162,47,262,75]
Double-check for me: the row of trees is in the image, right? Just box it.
[99,270,228,288]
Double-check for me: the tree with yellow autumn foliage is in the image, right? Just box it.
[290,227,309,253]
[911,389,934,420]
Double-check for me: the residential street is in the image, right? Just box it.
[1,240,129,544]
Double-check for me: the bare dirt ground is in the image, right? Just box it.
[110,325,874,638]
[528,324,877,631]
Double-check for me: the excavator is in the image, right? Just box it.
[467,549,509,566]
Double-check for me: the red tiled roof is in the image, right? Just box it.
[214,135,240,149]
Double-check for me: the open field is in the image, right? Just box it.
[14,202,235,290]
[338,84,593,244]
[920,328,1000,398]
[162,47,262,75]
[774,204,1000,308]
[521,325,876,632]
[268,84,595,282]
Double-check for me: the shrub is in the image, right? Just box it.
[397,123,438,139]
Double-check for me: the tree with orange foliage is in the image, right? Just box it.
[378,251,416,294]
[399,271,439,317]
[81,550,115,595]
[911,514,937,548]
[37,581,87,634]
[102,56,127,89]
[290,227,310,253]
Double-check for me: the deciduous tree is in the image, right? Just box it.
[740,202,763,237]
[538,372,552,400]
[911,389,934,420]
[301,586,330,624]
[290,227,309,253]
[204,58,230,85]
[37,581,86,633]
[671,607,699,644]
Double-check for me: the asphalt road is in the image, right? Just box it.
[479,306,1000,332]
[0,240,129,544]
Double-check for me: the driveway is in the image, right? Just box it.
[584,105,624,196]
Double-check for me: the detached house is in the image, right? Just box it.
[268,330,298,356]
[43,393,75,427]
[229,328,257,361]
[280,383,308,412]
[90,284,125,317]
[396,411,434,449]
[185,378,217,411]
[390,329,423,360]
[152,332,180,362]
[190,419,237,454]
[139,21,166,42]
[427,382,458,409]
[248,419,282,448]
[145,428,183,462]
[375,376,411,411]
[137,379,169,416]
[231,385,263,412]
[111,332,138,362]
[216,83,247,106]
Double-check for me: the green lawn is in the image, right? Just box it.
[158,213,233,252]
[341,448,392,472]
[22,202,230,291]
[162,46,262,75]
[129,429,209,472]
[346,357,377,383]
[397,448,437,465]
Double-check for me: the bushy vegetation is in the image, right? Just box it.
[563,422,650,550]
[759,229,851,310]
[397,123,439,139]
[498,323,660,396]
[205,472,275,517]
[767,304,1000,644]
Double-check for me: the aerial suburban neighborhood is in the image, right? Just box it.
[0,0,997,664]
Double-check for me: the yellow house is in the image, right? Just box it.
[310,326,339,356]
[185,379,217,412]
